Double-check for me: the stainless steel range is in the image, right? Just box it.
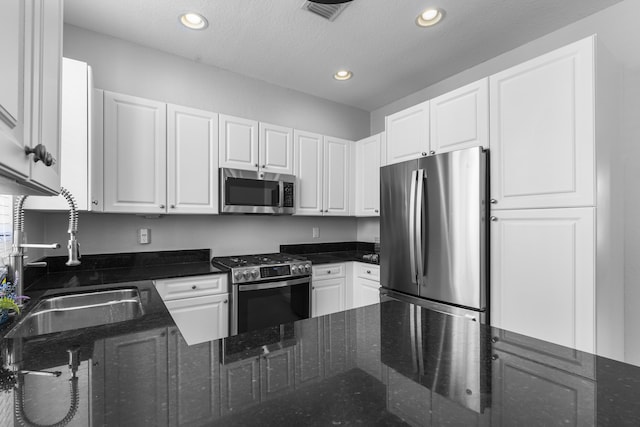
[211,253,312,335]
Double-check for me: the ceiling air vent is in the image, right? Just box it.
[303,1,352,22]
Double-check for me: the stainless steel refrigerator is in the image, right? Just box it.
[380,147,489,323]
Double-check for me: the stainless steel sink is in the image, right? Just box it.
[5,288,144,338]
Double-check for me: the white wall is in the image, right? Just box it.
[370,0,640,133]
[356,218,380,243]
[63,25,370,142]
[31,212,357,257]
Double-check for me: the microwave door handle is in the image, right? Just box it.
[278,181,284,207]
[409,170,418,284]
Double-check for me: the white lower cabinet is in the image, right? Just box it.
[312,262,380,317]
[352,263,381,309]
[154,274,229,345]
[490,207,595,352]
[164,294,228,345]
[312,277,346,318]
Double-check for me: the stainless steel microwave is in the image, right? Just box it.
[219,168,295,215]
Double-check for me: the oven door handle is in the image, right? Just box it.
[238,277,310,291]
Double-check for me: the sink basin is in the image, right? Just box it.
[5,288,144,338]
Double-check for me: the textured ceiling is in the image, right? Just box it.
[64,0,621,111]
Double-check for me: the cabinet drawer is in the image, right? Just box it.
[312,263,345,279]
[155,274,228,301]
[355,263,380,280]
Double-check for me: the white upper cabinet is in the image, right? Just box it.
[103,91,167,213]
[167,105,219,214]
[0,0,62,195]
[384,100,429,166]
[430,78,488,154]
[489,37,595,210]
[294,131,351,216]
[27,0,63,194]
[25,58,93,211]
[355,133,381,217]
[323,136,351,216]
[490,207,595,353]
[259,122,294,175]
[218,114,259,171]
[294,130,323,215]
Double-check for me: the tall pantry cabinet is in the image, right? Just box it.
[489,36,623,359]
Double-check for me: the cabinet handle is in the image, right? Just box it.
[170,204,176,209]
[490,199,498,204]
[170,329,177,335]
[490,216,498,222]
[191,285,197,290]
[374,209,379,213]
[327,270,331,274]
[159,204,165,209]
[25,144,55,167]
[224,299,228,304]
[421,152,427,156]
[366,270,371,274]
[92,200,98,205]
[429,150,435,155]
[261,164,265,168]
[255,163,258,167]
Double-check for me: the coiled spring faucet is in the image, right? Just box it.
[8,187,80,300]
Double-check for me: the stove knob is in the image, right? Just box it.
[291,265,298,274]
[234,271,242,281]
[243,270,251,280]
[251,270,259,279]
[305,264,311,272]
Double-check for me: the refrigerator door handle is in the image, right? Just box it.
[409,170,418,283]
[415,169,425,283]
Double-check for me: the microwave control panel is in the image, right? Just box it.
[283,182,294,207]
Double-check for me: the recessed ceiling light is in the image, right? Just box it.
[180,12,208,30]
[334,70,353,81]
[416,8,444,27]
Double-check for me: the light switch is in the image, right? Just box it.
[312,227,320,238]
[138,228,151,244]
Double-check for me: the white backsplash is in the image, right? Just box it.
[0,195,12,263]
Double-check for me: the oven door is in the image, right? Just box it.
[232,276,311,335]
[220,168,295,214]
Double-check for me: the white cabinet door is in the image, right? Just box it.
[489,37,595,209]
[312,278,346,317]
[490,207,595,353]
[103,91,167,213]
[353,277,381,309]
[355,133,381,216]
[384,100,429,165]
[323,136,351,216]
[0,0,29,181]
[24,58,92,211]
[294,130,323,215]
[430,78,488,154]
[218,114,258,171]
[26,0,63,193]
[164,294,229,345]
[259,122,293,175]
[167,104,218,214]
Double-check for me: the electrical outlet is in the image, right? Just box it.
[312,227,320,238]
[138,228,151,244]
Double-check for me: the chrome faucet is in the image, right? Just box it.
[8,187,80,299]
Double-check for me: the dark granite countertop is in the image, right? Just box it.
[2,294,640,425]
[23,249,224,293]
[281,241,380,265]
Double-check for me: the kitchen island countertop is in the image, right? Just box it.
[2,280,640,426]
